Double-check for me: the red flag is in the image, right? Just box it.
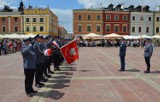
[60,39,79,64]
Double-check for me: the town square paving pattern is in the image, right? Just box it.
[0,47,160,102]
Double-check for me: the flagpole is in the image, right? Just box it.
[140,0,143,48]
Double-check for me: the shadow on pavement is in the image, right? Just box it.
[60,67,77,71]
[126,68,141,72]
[57,72,73,75]
[34,90,64,100]
[78,70,93,72]
[34,64,76,100]
[150,70,160,74]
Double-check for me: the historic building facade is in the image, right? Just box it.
[154,11,160,35]
[73,9,103,37]
[130,6,154,36]
[0,11,23,34]
[103,4,130,35]
[73,4,130,37]
[73,4,157,37]
[23,7,58,36]
[0,1,59,36]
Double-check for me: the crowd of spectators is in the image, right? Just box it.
[78,39,160,48]
[0,39,22,55]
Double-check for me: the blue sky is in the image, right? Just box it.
[0,0,159,33]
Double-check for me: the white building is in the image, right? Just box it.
[130,6,154,36]
[130,12,154,36]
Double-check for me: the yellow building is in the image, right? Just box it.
[23,7,58,36]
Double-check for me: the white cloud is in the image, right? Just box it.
[0,0,23,9]
[51,9,73,32]
[78,0,160,9]
[0,0,8,8]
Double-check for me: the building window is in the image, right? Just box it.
[138,27,141,33]
[132,16,135,21]
[114,15,119,21]
[106,15,111,21]
[96,25,101,32]
[140,16,143,21]
[14,17,18,23]
[78,25,82,32]
[97,15,100,20]
[26,27,29,32]
[123,15,127,21]
[26,18,29,22]
[87,15,91,20]
[2,17,5,24]
[123,26,127,32]
[40,18,44,22]
[146,27,149,33]
[40,27,44,32]
[78,15,81,20]
[148,17,151,21]
[15,26,18,32]
[157,17,159,22]
[106,25,110,32]
[33,18,36,22]
[156,27,159,33]
[114,25,119,32]
[132,26,135,33]
[87,25,91,32]
[2,26,5,32]
[33,27,36,32]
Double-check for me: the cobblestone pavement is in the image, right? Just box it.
[0,47,160,102]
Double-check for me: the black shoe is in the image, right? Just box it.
[35,84,43,88]
[26,93,33,97]
[48,71,54,74]
[39,82,44,86]
[31,90,38,94]
[57,68,61,71]
[119,69,125,72]
[46,74,51,78]
[144,70,150,73]
[40,78,48,82]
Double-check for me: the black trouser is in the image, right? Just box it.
[145,57,150,71]
[46,59,52,72]
[24,69,35,94]
[3,48,7,55]
[120,56,125,70]
[44,60,50,75]
[35,63,44,84]
[0,48,1,55]
[53,54,60,70]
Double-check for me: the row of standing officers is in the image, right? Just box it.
[21,34,63,97]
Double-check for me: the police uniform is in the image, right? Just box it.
[52,36,61,71]
[44,36,54,75]
[33,34,46,87]
[144,39,153,73]
[119,39,127,71]
[21,37,37,97]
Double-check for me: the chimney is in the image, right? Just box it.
[156,6,160,11]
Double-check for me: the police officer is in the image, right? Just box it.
[21,37,37,97]
[119,38,127,71]
[52,36,61,71]
[33,34,46,88]
[144,38,153,73]
[44,36,54,75]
